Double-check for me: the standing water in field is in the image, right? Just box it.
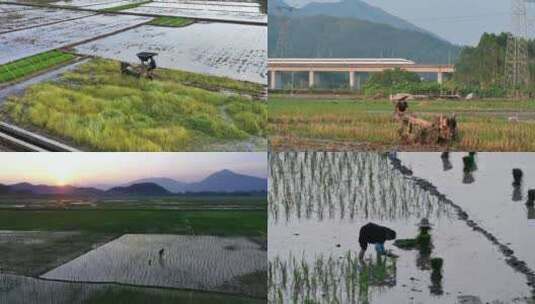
[0,5,94,33]
[0,272,264,303]
[268,152,532,303]
[398,153,535,283]
[0,14,151,64]
[74,23,267,84]
[124,0,267,24]
[41,234,266,298]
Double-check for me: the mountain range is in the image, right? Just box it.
[270,0,427,34]
[0,170,267,197]
[124,169,267,193]
[269,0,461,64]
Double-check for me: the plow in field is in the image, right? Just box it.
[120,51,158,79]
[393,96,458,145]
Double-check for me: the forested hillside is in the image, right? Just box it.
[268,15,460,64]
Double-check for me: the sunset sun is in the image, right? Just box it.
[51,167,75,186]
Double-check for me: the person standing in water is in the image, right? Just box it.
[358,222,397,260]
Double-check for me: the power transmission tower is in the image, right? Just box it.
[505,0,531,98]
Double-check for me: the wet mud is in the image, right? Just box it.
[388,153,535,297]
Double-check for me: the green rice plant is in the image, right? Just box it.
[268,153,453,222]
[3,59,266,151]
[393,238,418,249]
[269,252,396,304]
[99,0,151,12]
[430,257,443,273]
[0,51,75,84]
[148,16,194,27]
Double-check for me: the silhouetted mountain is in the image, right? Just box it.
[106,183,171,196]
[1,170,267,197]
[0,184,10,194]
[124,177,188,193]
[188,169,267,192]
[126,170,267,193]
[269,14,460,64]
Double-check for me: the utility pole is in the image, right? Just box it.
[275,5,294,58]
[505,0,531,98]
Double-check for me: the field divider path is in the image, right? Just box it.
[388,153,535,298]
[0,1,267,25]
[36,275,266,299]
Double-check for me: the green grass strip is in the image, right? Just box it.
[148,16,194,27]
[100,0,151,12]
[0,50,76,84]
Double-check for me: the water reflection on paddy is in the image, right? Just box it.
[268,152,531,303]
[74,23,267,84]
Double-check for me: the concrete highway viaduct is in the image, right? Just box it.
[267,58,455,90]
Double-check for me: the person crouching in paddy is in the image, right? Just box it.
[358,222,397,260]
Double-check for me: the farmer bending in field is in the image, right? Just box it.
[358,222,397,260]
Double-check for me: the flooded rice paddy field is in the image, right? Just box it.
[53,0,145,9]
[125,0,267,24]
[398,153,535,280]
[0,4,94,33]
[42,234,267,298]
[74,23,267,84]
[0,14,151,64]
[0,273,264,304]
[268,152,532,304]
[0,230,114,276]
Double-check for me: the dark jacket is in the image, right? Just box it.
[359,222,396,250]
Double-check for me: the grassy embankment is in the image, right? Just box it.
[269,97,535,151]
[0,50,76,85]
[99,0,152,12]
[148,16,194,27]
[84,287,265,304]
[2,59,266,151]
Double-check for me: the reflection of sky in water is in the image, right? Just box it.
[75,24,266,84]
[268,152,531,303]
[0,14,151,64]
[0,5,94,33]
[399,152,535,274]
[0,273,262,304]
[126,0,267,24]
[54,0,145,9]
[41,234,266,297]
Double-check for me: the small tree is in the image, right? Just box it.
[363,68,421,96]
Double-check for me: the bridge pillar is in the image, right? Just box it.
[350,72,362,90]
[356,73,362,90]
[308,71,315,88]
[437,72,444,84]
[270,70,277,90]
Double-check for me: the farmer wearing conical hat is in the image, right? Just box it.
[418,218,433,234]
[358,222,397,260]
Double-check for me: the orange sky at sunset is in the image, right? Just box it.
[0,152,266,187]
